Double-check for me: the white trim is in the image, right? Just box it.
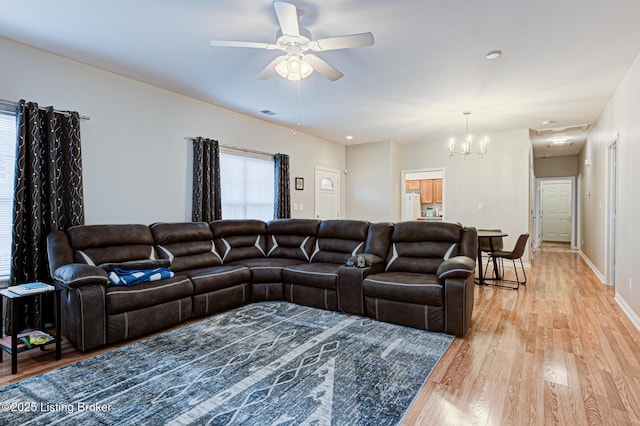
[385,244,398,271]
[299,236,310,260]
[78,250,95,266]
[254,236,266,256]
[579,250,607,284]
[443,243,455,260]
[190,269,245,280]
[157,245,174,263]
[267,235,278,256]
[364,278,441,288]
[285,269,336,277]
[615,293,640,333]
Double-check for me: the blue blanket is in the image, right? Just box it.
[108,267,175,286]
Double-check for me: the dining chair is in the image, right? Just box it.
[478,229,504,280]
[486,233,529,290]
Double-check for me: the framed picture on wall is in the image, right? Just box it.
[295,177,304,190]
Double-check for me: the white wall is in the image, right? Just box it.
[580,49,640,325]
[345,140,397,222]
[0,37,345,224]
[534,155,579,178]
[399,129,531,255]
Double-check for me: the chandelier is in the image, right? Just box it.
[448,111,487,158]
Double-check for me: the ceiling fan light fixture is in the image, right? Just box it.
[275,54,314,80]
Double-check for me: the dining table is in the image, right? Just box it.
[476,230,508,285]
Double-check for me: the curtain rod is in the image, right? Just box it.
[184,137,274,158]
[220,144,274,158]
[0,99,90,120]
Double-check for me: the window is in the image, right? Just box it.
[220,151,274,222]
[0,108,16,283]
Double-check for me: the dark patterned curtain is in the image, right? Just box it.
[274,153,291,219]
[192,137,222,222]
[7,99,84,334]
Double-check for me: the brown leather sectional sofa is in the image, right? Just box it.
[47,219,478,352]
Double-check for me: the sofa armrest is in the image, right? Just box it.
[53,264,109,288]
[444,274,475,336]
[437,256,476,280]
[337,263,386,315]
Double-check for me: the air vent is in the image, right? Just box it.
[260,109,276,116]
[535,124,589,136]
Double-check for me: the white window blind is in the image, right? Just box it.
[220,151,274,222]
[0,110,16,282]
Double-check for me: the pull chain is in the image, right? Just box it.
[292,80,302,136]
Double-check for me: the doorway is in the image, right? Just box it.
[401,168,445,221]
[535,177,576,248]
[314,166,341,219]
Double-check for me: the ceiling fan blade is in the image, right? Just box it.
[257,56,286,80]
[273,1,300,37]
[309,32,375,51]
[304,54,343,81]
[210,40,277,50]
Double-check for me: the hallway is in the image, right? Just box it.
[405,245,640,425]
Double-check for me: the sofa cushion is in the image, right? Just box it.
[211,220,267,263]
[228,257,307,283]
[150,222,222,271]
[186,265,250,295]
[309,220,369,264]
[362,272,444,306]
[283,263,341,290]
[266,219,321,261]
[98,259,171,273]
[67,224,156,265]
[105,275,193,315]
[384,221,464,275]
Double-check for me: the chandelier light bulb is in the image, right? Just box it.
[448,112,487,158]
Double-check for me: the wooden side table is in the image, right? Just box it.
[0,285,62,374]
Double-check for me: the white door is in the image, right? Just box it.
[314,167,340,219]
[541,180,572,242]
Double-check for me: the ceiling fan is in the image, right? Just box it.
[209,1,375,81]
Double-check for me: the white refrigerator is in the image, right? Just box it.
[404,193,421,221]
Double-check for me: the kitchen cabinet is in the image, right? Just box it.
[420,179,434,203]
[419,178,443,204]
[405,180,420,191]
[433,178,443,203]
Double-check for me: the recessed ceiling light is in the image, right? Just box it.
[550,137,568,145]
[485,49,503,60]
[541,120,556,125]
[346,135,354,140]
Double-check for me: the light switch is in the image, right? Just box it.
[477,203,483,210]
[293,203,299,210]
[299,203,304,210]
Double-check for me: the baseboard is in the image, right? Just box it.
[579,250,607,284]
[615,293,640,333]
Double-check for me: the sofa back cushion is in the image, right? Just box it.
[266,219,321,261]
[66,224,156,266]
[309,220,369,264]
[150,222,222,272]
[385,221,465,274]
[210,219,267,263]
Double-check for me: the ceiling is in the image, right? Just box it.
[2,1,640,158]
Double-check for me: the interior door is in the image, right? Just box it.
[314,167,340,219]
[541,180,572,242]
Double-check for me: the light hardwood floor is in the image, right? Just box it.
[2,245,639,425]
[404,244,640,425]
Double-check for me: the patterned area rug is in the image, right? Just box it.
[0,301,453,425]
